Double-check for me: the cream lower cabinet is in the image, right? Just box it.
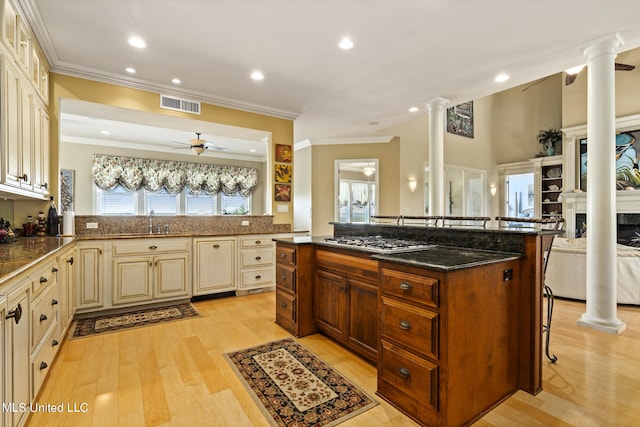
[193,236,236,295]
[57,245,76,338]
[238,235,275,291]
[76,241,107,313]
[112,238,191,307]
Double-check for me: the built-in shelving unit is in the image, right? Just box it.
[530,155,563,220]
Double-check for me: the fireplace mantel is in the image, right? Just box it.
[561,113,640,238]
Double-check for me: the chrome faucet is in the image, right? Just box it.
[149,210,155,234]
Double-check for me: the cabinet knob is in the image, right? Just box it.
[18,173,28,181]
[213,244,220,248]
[281,275,287,280]
[149,245,158,250]
[281,302,287,308]
[399,281,412,291]
[255,240,261,244]
[52,339,59,347]
[255,256,261,261]
[398,367,410,378]
[52,267,58,273]
[40,314,48,322]
[67,257,74,265]
[51,299,58,306]
[6,303,22,324]
[255,275,261,280]
[40,276,48,283]
[39,182,48,189]
[39,361,48,370]
[280,253,286,258]
[399,320,412,330]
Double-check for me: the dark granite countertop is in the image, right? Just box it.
[0,237,75,289]
[371,246,522,272]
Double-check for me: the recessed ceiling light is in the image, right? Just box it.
[250,149,257,153]
[128,36,146,48]
[171,78,181,84]
[125,67,136,74]
[368,121,379,126]
[494,73,510,83]
[100,130,110,135]
[251,71,264,81]
[339,37,354,50]
[408,107,419,113]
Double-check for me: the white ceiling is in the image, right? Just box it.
[22,0,640,149]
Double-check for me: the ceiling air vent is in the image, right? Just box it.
[160,94,201,115]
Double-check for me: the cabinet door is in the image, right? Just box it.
[32,103,49,194]
[154,254,189,299]
[19,83,32,189]
[77,245,104,309]
[113,257,152,305]
[193,238,235,295]
[314,268,346,340]
[58,248,76,336]
[6,279,31,427]
[346,277,378,360]
[3,57,22,187]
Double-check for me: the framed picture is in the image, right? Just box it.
[580,129,640,191]
[275,164,292,183]
[60,169,75,212]
[275,144,292,163]
[447,101,474,138]
[274,184,291,201]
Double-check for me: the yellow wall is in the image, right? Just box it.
[7,73,294,226]
[311,138,400,236]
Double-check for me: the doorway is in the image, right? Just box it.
[504,172,534,218]
[334,159,378,223]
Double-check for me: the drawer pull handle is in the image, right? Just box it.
[280,253,287,258]
[255,256,261,261]
[281,275,287,280]
[149,245,158,250]
[255,240,261,244]
[40,361,48,370]
[399,281,412,291]
[51,299,59,306]
[213,244,220,248]
[399,320,412,330]
[281,302,287,308]
[40,276,48,283]
[40,314,48,322]
[52,339,59,347]
[52,267,58,273]
[399,367,410,378]
[255,275,261,279]
[6,303,22,324]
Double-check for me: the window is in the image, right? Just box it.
[96,185,137,215]
[95,185,250,216]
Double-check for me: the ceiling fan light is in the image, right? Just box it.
[565,64,585,75]
[191,145,206,155]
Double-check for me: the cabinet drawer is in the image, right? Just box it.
[113,239,190,256]
[276,264,296,293]
[276,246,296,266]
[381,297,439,359]
[381,268,439,308]
[31,325,60,398]
[379,340,438,412]
[31,282,58,348]
[239,236,273,249]
[239,267,274,288]
[32,259,58,298]
[276,290,296,324]
[240,249,274,268]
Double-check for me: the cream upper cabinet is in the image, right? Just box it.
[193,236,236,295]
[1,0,16,54]
[112,238,191,307]
[32,101,49,194]
[2,56,23,189]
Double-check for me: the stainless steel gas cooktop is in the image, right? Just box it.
[322,236,434,254]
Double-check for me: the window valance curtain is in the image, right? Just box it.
[91,154,258,196]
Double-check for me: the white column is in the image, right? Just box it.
[426,97,449,216]
[577,34,626,334]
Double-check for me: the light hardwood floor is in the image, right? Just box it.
[27,292,640,427]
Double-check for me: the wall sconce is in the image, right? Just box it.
[490,184,497,197]
[408,178,417,193]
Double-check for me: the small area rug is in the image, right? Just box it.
[72,303,200,338]
[224,338,378,427]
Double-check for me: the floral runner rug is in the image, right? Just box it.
[224,338,378,426]
[71,303,200,338]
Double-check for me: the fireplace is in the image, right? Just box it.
[575,213,640,246]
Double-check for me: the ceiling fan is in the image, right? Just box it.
[522,62,636,91]
[173,132,228,155]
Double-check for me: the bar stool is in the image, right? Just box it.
[542,235,558,363]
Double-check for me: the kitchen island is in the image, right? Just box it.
[274,223,556,427]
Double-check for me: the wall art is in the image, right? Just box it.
[447,101,474,138]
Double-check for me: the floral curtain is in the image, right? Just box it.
[91,154,258,196]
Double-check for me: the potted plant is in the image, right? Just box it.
[537,129,563,156]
